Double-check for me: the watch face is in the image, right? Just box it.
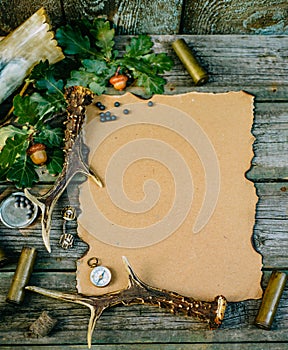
[90,266,112,287]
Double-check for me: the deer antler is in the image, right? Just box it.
[26,257,227,348]
[24,86,103,253]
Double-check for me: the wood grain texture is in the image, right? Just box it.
[0,183,87,271]
[62,0,183,34]
[1,181,288,270]
[182,0,288,34]
[0,271,287,346]
[0,0,287,36]
[2,347,288,350]
[146,35,288,101]
[254,183,288,268]
[249,103,288,181]
[0,36,286,268]
[0,34,287,349]
[0,1,63,35]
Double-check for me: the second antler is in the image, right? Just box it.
[24,86,103,252]
[26,257,227,348]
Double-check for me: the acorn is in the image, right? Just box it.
[27,143,47,165]
[109,73,128,91]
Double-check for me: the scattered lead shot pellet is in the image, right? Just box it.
[100,111,117,122]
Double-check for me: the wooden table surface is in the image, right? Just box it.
[0,34,288,349]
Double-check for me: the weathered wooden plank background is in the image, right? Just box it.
[0,1,287,350]
[0,0,287,35]
[0,34,287,349]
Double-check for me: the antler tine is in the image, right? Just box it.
[25,285,103,348]
[24,188,53,252]
[87,305,104,348]
[122,255,142,288]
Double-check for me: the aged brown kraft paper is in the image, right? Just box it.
[75,91,263,302]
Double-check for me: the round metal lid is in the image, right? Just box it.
[0,192,38,228]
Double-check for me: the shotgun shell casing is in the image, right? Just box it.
[0,246,9,267]
[172,38,208,86]
[255,271,287,330]
[6,246,37,305]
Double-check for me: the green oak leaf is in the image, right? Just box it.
[56,24,96,57]
[35,72,64,94]
[34,126,64,148]
[67,69,97,87]
[29,60,50,80]
[0,133,29,169]
[120,56,153,75]
[82,59,109,74]
[143,53,174,74]
[83,59,116,80]
[30,92,66,119]
[135,72,166,95]
[30,61,64,94]
[125,35,153,58]
[120,56,168,95]
[0,125,28,149]
[13,95,40,125]
[7,155,38,188]
[88,81,107,95]
[91,19,115,60]
[46,148,64,175]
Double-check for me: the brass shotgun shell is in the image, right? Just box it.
[255,271,287,329]
[172,38,208,86]
[6,246,37,304]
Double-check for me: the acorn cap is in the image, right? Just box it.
[109,74,128,84]
[27,143,46,155]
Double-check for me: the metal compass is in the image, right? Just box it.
[88,257,112,288]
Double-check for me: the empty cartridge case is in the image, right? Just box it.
[172,38,208,86]
[255,271,287,329]
[6,246,37,304]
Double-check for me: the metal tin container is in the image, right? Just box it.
[255,271,287,329]
[172,38,208,86]
[0,192,38,228]
[6,246,37,304]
